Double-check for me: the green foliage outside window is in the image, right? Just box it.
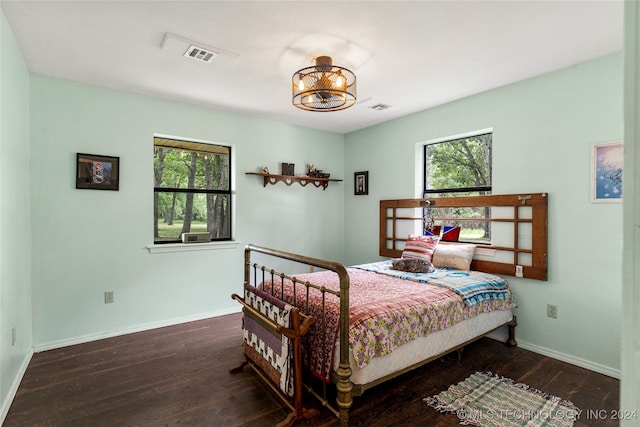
[424,133,492,194]
[153,137,231,243]
[424,133,492,242]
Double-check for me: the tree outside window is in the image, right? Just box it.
[153,137,231,243]
[423,132,492,242]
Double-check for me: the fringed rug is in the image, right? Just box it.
[424,372,581,427]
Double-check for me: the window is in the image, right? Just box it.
[423,132,492,242]
[153,136,231,243]
[424,132,492,196]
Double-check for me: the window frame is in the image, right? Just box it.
[422,130,493,243]
[153,135,233,244]
[423,130,493,197]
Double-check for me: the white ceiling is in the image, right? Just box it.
[1,0,624,134]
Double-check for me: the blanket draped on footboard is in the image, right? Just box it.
[242,284,295,396]
[260,266,512,382]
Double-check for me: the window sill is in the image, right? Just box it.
[146,240,241,254]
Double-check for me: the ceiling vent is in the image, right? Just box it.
[161,33,239,67]
[369,103,392,111]
[184,45,218,63]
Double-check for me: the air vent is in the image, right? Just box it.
[184,45,218,63]
[161,33,239,67]
[369,103,392,111]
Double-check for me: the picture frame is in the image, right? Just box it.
[354,171,368,195]
[280,162,295,176]
[76,153,120,191]
[591,141,623,202]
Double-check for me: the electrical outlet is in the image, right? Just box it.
[547,304,558,319]
[11,327,16,346]
[104,291,114,304]
[515,265,524,278]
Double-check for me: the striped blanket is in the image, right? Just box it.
[242,284,294,396]
[353,260,510,306]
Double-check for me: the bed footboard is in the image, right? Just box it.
[240,244,353,427]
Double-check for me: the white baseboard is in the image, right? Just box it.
[1,347,34,425]
[517,340,621,379]
[484,327,620,379]
[33,306,242,353]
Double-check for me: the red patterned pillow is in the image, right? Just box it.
[402,234,439,261]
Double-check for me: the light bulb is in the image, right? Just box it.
[335,76,344,87]
[298,80,305,91]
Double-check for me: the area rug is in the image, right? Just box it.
[424,371,581,427]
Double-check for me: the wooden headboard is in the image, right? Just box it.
[379,193,548,280]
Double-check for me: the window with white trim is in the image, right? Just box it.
[423,132,492,242]
[153,137,231,243]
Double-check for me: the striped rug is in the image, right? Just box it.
[424,372,581,427]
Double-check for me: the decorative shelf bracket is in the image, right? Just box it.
[246,172,342,191]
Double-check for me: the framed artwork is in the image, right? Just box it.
[76,153,120,191]
[591,141,623,202]
[354,171,368,195]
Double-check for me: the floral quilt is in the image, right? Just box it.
[259,267,512,382]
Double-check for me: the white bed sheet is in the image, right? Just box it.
[334,309,513,385]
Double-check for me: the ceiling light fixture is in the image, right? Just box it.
[292,56,357,112]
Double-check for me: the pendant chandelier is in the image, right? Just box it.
[292,56,357,112]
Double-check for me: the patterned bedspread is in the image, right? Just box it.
[353,260,511,306]
[260,266,512,382]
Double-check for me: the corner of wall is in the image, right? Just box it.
[0,8,34,425]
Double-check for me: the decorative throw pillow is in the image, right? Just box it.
[401,234,439,261]
[432,243,476,270]
[424,225,441,237]
[441,225,461,242]
[391,257,435,273]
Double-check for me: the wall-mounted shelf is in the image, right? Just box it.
[246,172,342,190]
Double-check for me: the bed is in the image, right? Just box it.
[231,193,548,427]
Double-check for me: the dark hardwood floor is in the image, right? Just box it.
[4,313,619,426]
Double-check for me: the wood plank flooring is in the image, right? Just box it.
[4,313,620,426]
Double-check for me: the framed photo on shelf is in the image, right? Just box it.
[591,141,623,202]
[354,171,368,195]
[76,153,120,191]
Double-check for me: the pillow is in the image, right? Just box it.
[391,257,435,273]
[432,243,476,270]
[401,234,439,261]
[441,225,460,242]
[424,225,441,237]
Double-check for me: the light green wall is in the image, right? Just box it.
[0,10,32,422]
[344,53,623,376]
[29,75,345,348]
